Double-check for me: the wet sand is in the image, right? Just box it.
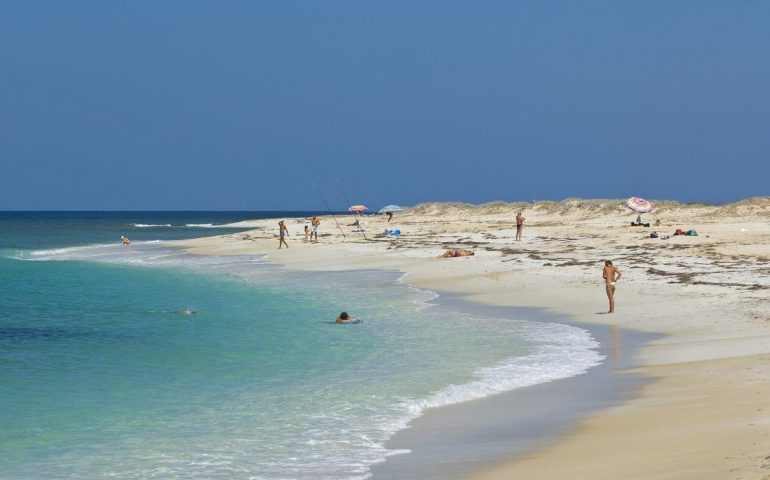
[370,295,657,479]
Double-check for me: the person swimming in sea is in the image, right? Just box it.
[335,312,360,324]
[177,309,197,315]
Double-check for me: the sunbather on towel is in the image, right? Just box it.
[439,248,475,258]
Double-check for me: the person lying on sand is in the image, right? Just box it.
[439,249,475,258]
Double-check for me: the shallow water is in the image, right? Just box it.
[0,213,603,479]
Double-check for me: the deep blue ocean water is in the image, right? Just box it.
[0,212,602,479]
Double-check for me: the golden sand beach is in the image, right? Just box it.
[174,198,770,479]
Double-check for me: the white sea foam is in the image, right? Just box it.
[365,321,603,465]
[22,241,161,260]
[395,271,441,306]
[128,223,232,228]
[411,323,601,410]
[26,243,117,257]
[15,241,267,269]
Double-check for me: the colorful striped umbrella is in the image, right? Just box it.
[626,197,653,213]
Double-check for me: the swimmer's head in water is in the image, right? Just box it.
[339,312,349,320]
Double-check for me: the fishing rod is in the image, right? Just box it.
[312,181,346,240]
[335,177,367,240]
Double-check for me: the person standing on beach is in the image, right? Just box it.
[311,215,320,242]
[278,221,289,249]
[603,260,622,313]
[515,211,525,241]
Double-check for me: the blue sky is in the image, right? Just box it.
[1,1,768,210]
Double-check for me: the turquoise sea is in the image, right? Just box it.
[0,212,602,479]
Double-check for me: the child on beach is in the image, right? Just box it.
[304,225,309,243]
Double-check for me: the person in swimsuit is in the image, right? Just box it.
[439,248,475,258]
[278,221,289,249]
[336,312,359,323]
[121,236,131,245]
[311,215,320,242]
[515,211,525,241]
[602,260,622,313]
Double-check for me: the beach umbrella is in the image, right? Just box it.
[626,197,653,213]
[378,204,404,214]
[348,205,368,213]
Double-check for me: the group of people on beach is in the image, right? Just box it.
[278,209,622,313]
[278,216,321,249]
[139,206,621,327]
[515,211,621,312]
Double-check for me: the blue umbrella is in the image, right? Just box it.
[379,204,405,214]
